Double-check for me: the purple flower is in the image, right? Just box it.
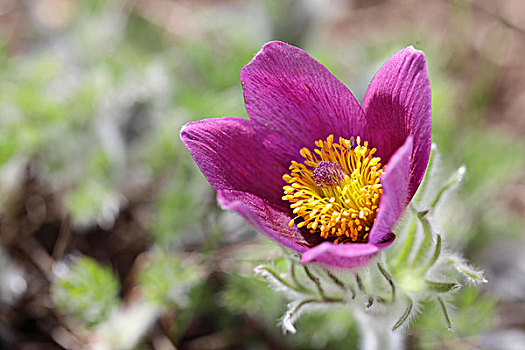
[181,41,431,269]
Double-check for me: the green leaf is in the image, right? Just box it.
[420,234,442,274]
[429,166,466,210]
[138,251,205,307]
[52,257,120,327]
[65,179,120,227]
[392,297,413,331]
[437,297,453,332]
[255,265,307,294]
[425,280,461,294]
[446,257,487,284]
[377,262,396,301]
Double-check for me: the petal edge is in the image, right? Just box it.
[362,46,431,200]
[181,117,286,206]
[241,41,369,166]
[369,136,413,244]
[218,189,310,253]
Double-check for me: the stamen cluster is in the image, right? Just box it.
[282,135,384,243]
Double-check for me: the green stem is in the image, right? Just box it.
[355,308,406,350]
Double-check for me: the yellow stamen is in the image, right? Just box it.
[282,135,384,244]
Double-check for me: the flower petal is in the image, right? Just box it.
[362,46,431,200]
[180,117,286,205]
[301,242,382,269]
[369,136,413,244]
[241,41,368,167]
[218,189,310,252]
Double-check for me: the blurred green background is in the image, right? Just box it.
[0,0,524,349]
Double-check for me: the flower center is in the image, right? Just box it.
[282,135,384,244]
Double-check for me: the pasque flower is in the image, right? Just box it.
[181,41,431,268]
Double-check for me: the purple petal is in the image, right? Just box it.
[241,41,368,167]
[301,242,384,269]
[180,117,286,206]
[218,189,310,252]
[368,137,413,244]
[362,46,431,200]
